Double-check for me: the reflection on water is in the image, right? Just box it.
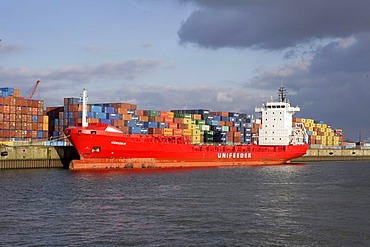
[1,162,370,246]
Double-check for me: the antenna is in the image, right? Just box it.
[278,86,288,102]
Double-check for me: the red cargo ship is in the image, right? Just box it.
[65,88,308,170]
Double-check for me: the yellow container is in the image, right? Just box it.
[183,129,192,136]
[192,130,201,136]
[162,128,173,136]
[182,118,191,124]
[188,124,196,130]
[191,135,201,143]
[43,115,49,124]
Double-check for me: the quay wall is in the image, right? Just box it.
[0,145,79,169]
[1,146,370,170]
[293,148,370,162]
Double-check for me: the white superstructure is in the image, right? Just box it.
[255,87,306,146]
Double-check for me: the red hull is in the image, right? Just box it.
[66,124,308,170]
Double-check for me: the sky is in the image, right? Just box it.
[1,0,370,142]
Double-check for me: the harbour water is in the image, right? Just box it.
[1,161,369,246]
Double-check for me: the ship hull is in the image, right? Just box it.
[66,125,308,170]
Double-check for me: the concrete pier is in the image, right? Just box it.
[0,145,79,169]
[293,148,370,162]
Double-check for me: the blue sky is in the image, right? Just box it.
[1,0,370,141]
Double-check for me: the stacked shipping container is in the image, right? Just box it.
[0,87,48,141]
[294,118,343,147]
[49,97,256,145]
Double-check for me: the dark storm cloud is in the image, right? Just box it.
[179,0,370,50]
[247,35,370,141]
[310,34,370,74]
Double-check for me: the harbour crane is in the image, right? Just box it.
[26,79,41,99]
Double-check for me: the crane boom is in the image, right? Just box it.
[27,80,40,99]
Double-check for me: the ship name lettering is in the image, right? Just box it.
[111,141,126,145]
[217,152,251,159]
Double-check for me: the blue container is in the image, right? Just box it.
[143,122,158,128]
[52,131,59,137]
[100,119,111,124]
[124,120,137,127]
[104,107,115,114]
[0,88,14,97]
[212,115,221,121]
[210,120,219,126]
[37,130,43,139]
[91,105,102,113]
[32,115,38,123]
[229,117,237,122]
[78,111,95,118]
[95,112,106,119]
[141,128,148,135]
[107,113,120,120]
[129,126,142,134]
[211,126,222,131]
[158,122,168,128]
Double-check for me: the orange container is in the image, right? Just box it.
[168,123,178,129]
[173,129,183,136]
[164,117,174,123]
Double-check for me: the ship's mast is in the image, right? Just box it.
[278,86,288,103]
[81,89,88,127]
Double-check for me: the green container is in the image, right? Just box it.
[146,110,159,117]
[221,126,229,132]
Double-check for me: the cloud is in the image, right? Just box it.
[216,92,233,103]
[0,43,25,56]
[0,59,161,83]
[310,33,370,74]
[0,59,162,105]
[246,34,370,140]
[178,0,370,50]
[90,84,263,114]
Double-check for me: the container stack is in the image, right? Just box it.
[49,97,257,145]
[294,118,342,147]
[0,87,48,141]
